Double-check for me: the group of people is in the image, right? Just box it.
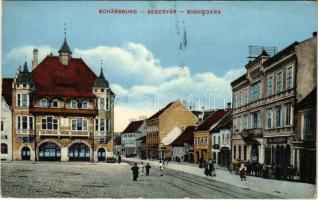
[130,162,152,181]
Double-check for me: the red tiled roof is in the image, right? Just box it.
[32,56,97,97]
[195,109,231,132]
[148,101,174,120]
[1,78,13,106]
[170,126,196,147]
[211,110,232,133]
[122,120,144,133]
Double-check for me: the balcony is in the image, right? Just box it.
[30,107,98,117]
[38,130,89,137]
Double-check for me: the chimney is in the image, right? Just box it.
[313,32,317,37]
[227,102,232,109]
[32,48,39,70]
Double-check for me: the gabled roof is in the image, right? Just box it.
[210,110,232,133]
[122,120,145,133]
[31,56,97,97]
[1,78,13,106]
[148,101,175,120]
[170,126,196,147]
[195,109,231,132]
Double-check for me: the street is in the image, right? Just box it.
[1,161,278,198]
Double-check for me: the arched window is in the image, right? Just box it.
[40,98,48,107]
[238,145,241,160]
[1,143,8,154]
[69,143,90,161]
[71,99,78,108]
[39,142,61,161]
[51,99,59,108]
[243,145,247,161]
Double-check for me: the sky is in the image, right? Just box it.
[2,1,316,132]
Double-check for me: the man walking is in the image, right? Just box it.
[160,162,165,176]
[145,163,151,176]
[140,162,145,176]
[131,163,139,181]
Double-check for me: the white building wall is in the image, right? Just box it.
[1,96,12,160]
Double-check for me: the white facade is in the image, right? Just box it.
[211,129,231,164]
[1,96,12,160]
[121,120,146,156]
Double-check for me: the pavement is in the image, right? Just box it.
[123,157,317,199]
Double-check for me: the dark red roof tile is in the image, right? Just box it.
[170,126,196,146]
[32,56,97,97]
[122,120,145,133]
[1,78,13,106]
[195,109,231,132]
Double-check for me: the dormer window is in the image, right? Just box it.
[71,99,78,108]
[82,100,88,109]
[40,98,48,107]
[51,99,59,108]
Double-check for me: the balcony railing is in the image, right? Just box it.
[240,128,263,143]
[16,129,35,135]
[38,130,111,138]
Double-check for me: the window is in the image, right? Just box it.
[275,106,282,127]
[233,145,236,159]
[99,98,105,109]
[22,116,28,129]
[51,99,59,108]
[82,100,88,109]
[106,98,109,110]
[251,82,261,102]
[1,121,3,131]
[40,98,48,107]
[17,94,29,106]
[22,94,28,106]
[276,72,283,93]
[267,76,273,96]
[286,67,293,89]
[237,117,241,131]
[71,99,78,108]
[233,117,237,131]
[213,136,216,145]
[266,108,272,129]
[100,119,105,131]
[1,143,8,154]
[238,145,241,160]
[106,119,110,132]
[252,111,260,129]
[285,103,292,126]
[95,119,99,131]
[303,113,312,136]
[71,118,88,131]
[243,114,248,129]
[29,116,34,130]
[42,117,58,130]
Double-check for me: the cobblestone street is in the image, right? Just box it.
[1,161,279,198]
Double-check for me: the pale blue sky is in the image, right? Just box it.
[2,1,316,131]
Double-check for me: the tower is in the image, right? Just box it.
[32,48,39,70]
[58,37,72,66]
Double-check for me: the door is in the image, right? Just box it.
[39,142,61,161]
[21,147,31,160]
[69,143,90,161]
[97,148,106,161]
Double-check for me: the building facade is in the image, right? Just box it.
[11,37,115,162]
[146,100,198,160]
[1,78,13,160]
[210,110,232,166]
[231,33,316,178]
[193,109,231,163]
[121,119,146,156]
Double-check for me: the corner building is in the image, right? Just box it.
[12,37,115,161]
[231,33,316,181]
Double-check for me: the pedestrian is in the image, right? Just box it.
[160,162,165,176]
[204,160,209,176]
[209,160,215,176]
[118,155,121,163]
[145,163,151,176]
[131,163,139,181]
[140,162,145,176]
[239,163,247,181]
